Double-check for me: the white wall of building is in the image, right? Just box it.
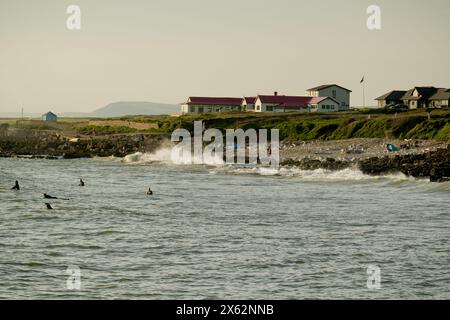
[181,104,241,114]
[307,86,350,110]
[311,98,340,112]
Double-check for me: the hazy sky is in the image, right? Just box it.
[0,0,449,113]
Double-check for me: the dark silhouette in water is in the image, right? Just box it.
[45,203,53,210]
[147,188,153,195]
[11,180,20,190]
[79,178,85,187]
[44,193,69,200]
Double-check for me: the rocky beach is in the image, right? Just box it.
[280,138,450,182]
[0,126,170,159]
[1,125,449,182]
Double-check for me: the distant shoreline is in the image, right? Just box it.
[1,109,450,181]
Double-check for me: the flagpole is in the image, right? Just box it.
[363,80,366,108]
[361,76,366,108]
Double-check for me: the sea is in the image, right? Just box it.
[1,149,449,299]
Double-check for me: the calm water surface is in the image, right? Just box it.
[0,155,449,299]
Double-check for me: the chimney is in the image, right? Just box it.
[274,91,278,96]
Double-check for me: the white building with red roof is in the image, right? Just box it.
[306,84,352,111]
[254,93,340,113]
[181,97,243,114]
[241,97,257,112]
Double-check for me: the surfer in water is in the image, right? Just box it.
[11,180,20,190]
[45,203,53,210]
[43,193,69,200]
[147,188,153,195]
[79,178,85,187]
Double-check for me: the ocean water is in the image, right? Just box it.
[0,150,449,299]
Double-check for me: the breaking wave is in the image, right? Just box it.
[213,166,415,182]
[122,149,173,164]
[121,150,431,184]
[122,148,224,165]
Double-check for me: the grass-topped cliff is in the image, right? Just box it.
[103,108,450,141]
[2,108,450,141]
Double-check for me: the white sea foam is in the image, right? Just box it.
[122,148,224,165]
[121,150,422,183]
[215,165,415,182]
[122,149,173,164]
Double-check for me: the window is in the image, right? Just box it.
[266,105,273,112]
[198,107,204,113]
[257,105,261,111]
[332,90,337,98]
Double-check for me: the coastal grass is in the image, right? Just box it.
[2,108,450,141]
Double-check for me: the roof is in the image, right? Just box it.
[243,97,257,104]
[257,95,312,106]
[401,89,414,100]
[402,87,437,100]
[257,95,339,108]
[307,84,352,93]
[43,111,57,116]
[375,90,407,101]
[309,96,340,105]
[186,97,243,106]
[430,88,450,100]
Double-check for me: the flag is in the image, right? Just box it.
[360,76,365,83]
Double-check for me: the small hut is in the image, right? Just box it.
[42,111,58,122]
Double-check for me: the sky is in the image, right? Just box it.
[0,0,449,114]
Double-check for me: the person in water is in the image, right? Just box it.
[147,188,153,195]
[11,180,20,190]
[79,178,85,187]
[43,193,69,200]
[45,203,53,210]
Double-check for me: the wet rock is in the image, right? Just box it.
[358,146,450,182]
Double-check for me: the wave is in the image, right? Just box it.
[120,151,442,185]
[122,149,172,164]
[122,148,224,166]
[213,166,415,182]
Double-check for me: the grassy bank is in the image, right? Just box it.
[2,108,450,141]
[116,108,450,141]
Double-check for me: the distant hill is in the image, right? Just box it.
[90,101,179,117]
[60,101,179,118]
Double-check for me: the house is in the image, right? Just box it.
[375,86,450,109]
[402,87,438,109]
[375,90,407,108]
[309,97,341,113]
[42,111,57,122]
[254,94,311,113]
[306,84,352,111]
[242,97,257,112]
[180,97,243,114]
[429,88,450,108]
[253,93,340,113]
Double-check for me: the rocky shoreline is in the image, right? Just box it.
[0,129,170,159]
[1,129,449,182]
[280,144,450,182]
